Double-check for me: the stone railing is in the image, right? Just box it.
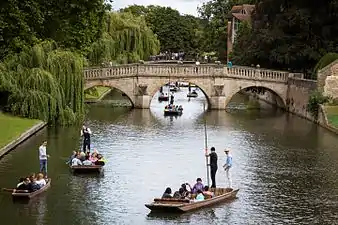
[84,64,292,82]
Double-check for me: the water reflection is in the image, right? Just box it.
[0,93,337,224]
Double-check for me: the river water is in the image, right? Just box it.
[0,87,337,225]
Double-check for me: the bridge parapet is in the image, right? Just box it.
[84,64,293,83]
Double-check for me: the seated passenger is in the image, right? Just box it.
[173,187,185,199]
[35,173,46,188]
[72,155,83,166]
[66,151,77,165]
[17,178,25,188]
[94,154,105,166]
[82,155,93,166]
[181,183,191,198]
[90,152,98,163]
[192,178,204,194]
[17,177,30,190]
[195,189,205,201]
[162,187,172,198]
[27,175,41,192]
[79,151,86,161]
[203,186,214,198]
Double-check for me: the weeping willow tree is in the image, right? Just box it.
[0,40,84,125]
[88,12,160,65]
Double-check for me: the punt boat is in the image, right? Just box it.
[187,91,198,98]
[145,187,239,213]
[12,178,51,200]
[70,165,104,174]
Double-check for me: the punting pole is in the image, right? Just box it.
[203,102,210,187]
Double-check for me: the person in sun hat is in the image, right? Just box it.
[223,148,233,188]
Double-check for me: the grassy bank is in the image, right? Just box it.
[0,112,41,149]
[85,86,111,100]
[324,106,338,128]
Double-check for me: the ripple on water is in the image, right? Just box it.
[0,94,338,224]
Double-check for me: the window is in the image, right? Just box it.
[234,19,240,32]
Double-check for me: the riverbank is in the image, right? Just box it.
[0,113,47,158]
[85,86,111,103]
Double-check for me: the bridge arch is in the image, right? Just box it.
[84,79,135,106]
[147,78,212,107]
[225,83,286,108]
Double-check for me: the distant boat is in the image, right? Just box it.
[169,86,179,92]
[145,187,239,213]
[164,105,183,116]
[158,94,169,101]
[187,90,198,98]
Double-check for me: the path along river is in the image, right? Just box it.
[0,87,337,225]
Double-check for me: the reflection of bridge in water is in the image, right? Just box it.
[84,64,306,109]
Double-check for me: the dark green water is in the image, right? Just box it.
[0,87,337,225]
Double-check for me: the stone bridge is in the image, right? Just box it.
[84,64,304,109]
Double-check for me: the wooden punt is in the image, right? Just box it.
[158,95,169,101]
[12,178,51,199]
[145,187,239,213]
[164,109,183,116]
[70,165,104,173]
[187,91,198,98]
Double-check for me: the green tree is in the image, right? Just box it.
[121,5,204,57]
[87,12,160,65]
[197,0,257,60]
[232,0,338,77]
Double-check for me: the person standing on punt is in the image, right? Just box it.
[39,140,50,178]
[81,125,92,152]
[206,147,218,188]
[223,149,233,188]
[170,94,174,105]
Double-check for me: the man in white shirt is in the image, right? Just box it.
[39,141,50,177]
[81,125,92,152]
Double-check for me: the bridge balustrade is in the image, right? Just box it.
[84,64,292,83]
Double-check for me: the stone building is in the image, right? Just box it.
[227,4,255,62]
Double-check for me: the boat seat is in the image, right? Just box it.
[154,198,190,203]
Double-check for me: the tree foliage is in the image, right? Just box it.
[0,41,84,125]
[87,12,160,65]
[121,5,204,57]
[231,0,338,78]
[0,0,110,60]
[197,0,257,60]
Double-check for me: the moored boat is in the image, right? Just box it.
[187,91,198,98]
[145,187,239,213]
[70,165,104,174]
[158,95,169,101]
[12,178,51,200]
[169,86,179,92]
[164,109,183,116]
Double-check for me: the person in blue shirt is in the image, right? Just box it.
[223,149,233,188]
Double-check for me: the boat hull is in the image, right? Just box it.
[12,178,51,200]
[164,110,183,116]
[158,96,169,101]
[70,165,104,174]
[187,93,198,98]
[145,188,239,213]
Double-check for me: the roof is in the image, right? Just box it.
[229,4,255,21]
[232,13,251,21]
[230,4,255,14]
